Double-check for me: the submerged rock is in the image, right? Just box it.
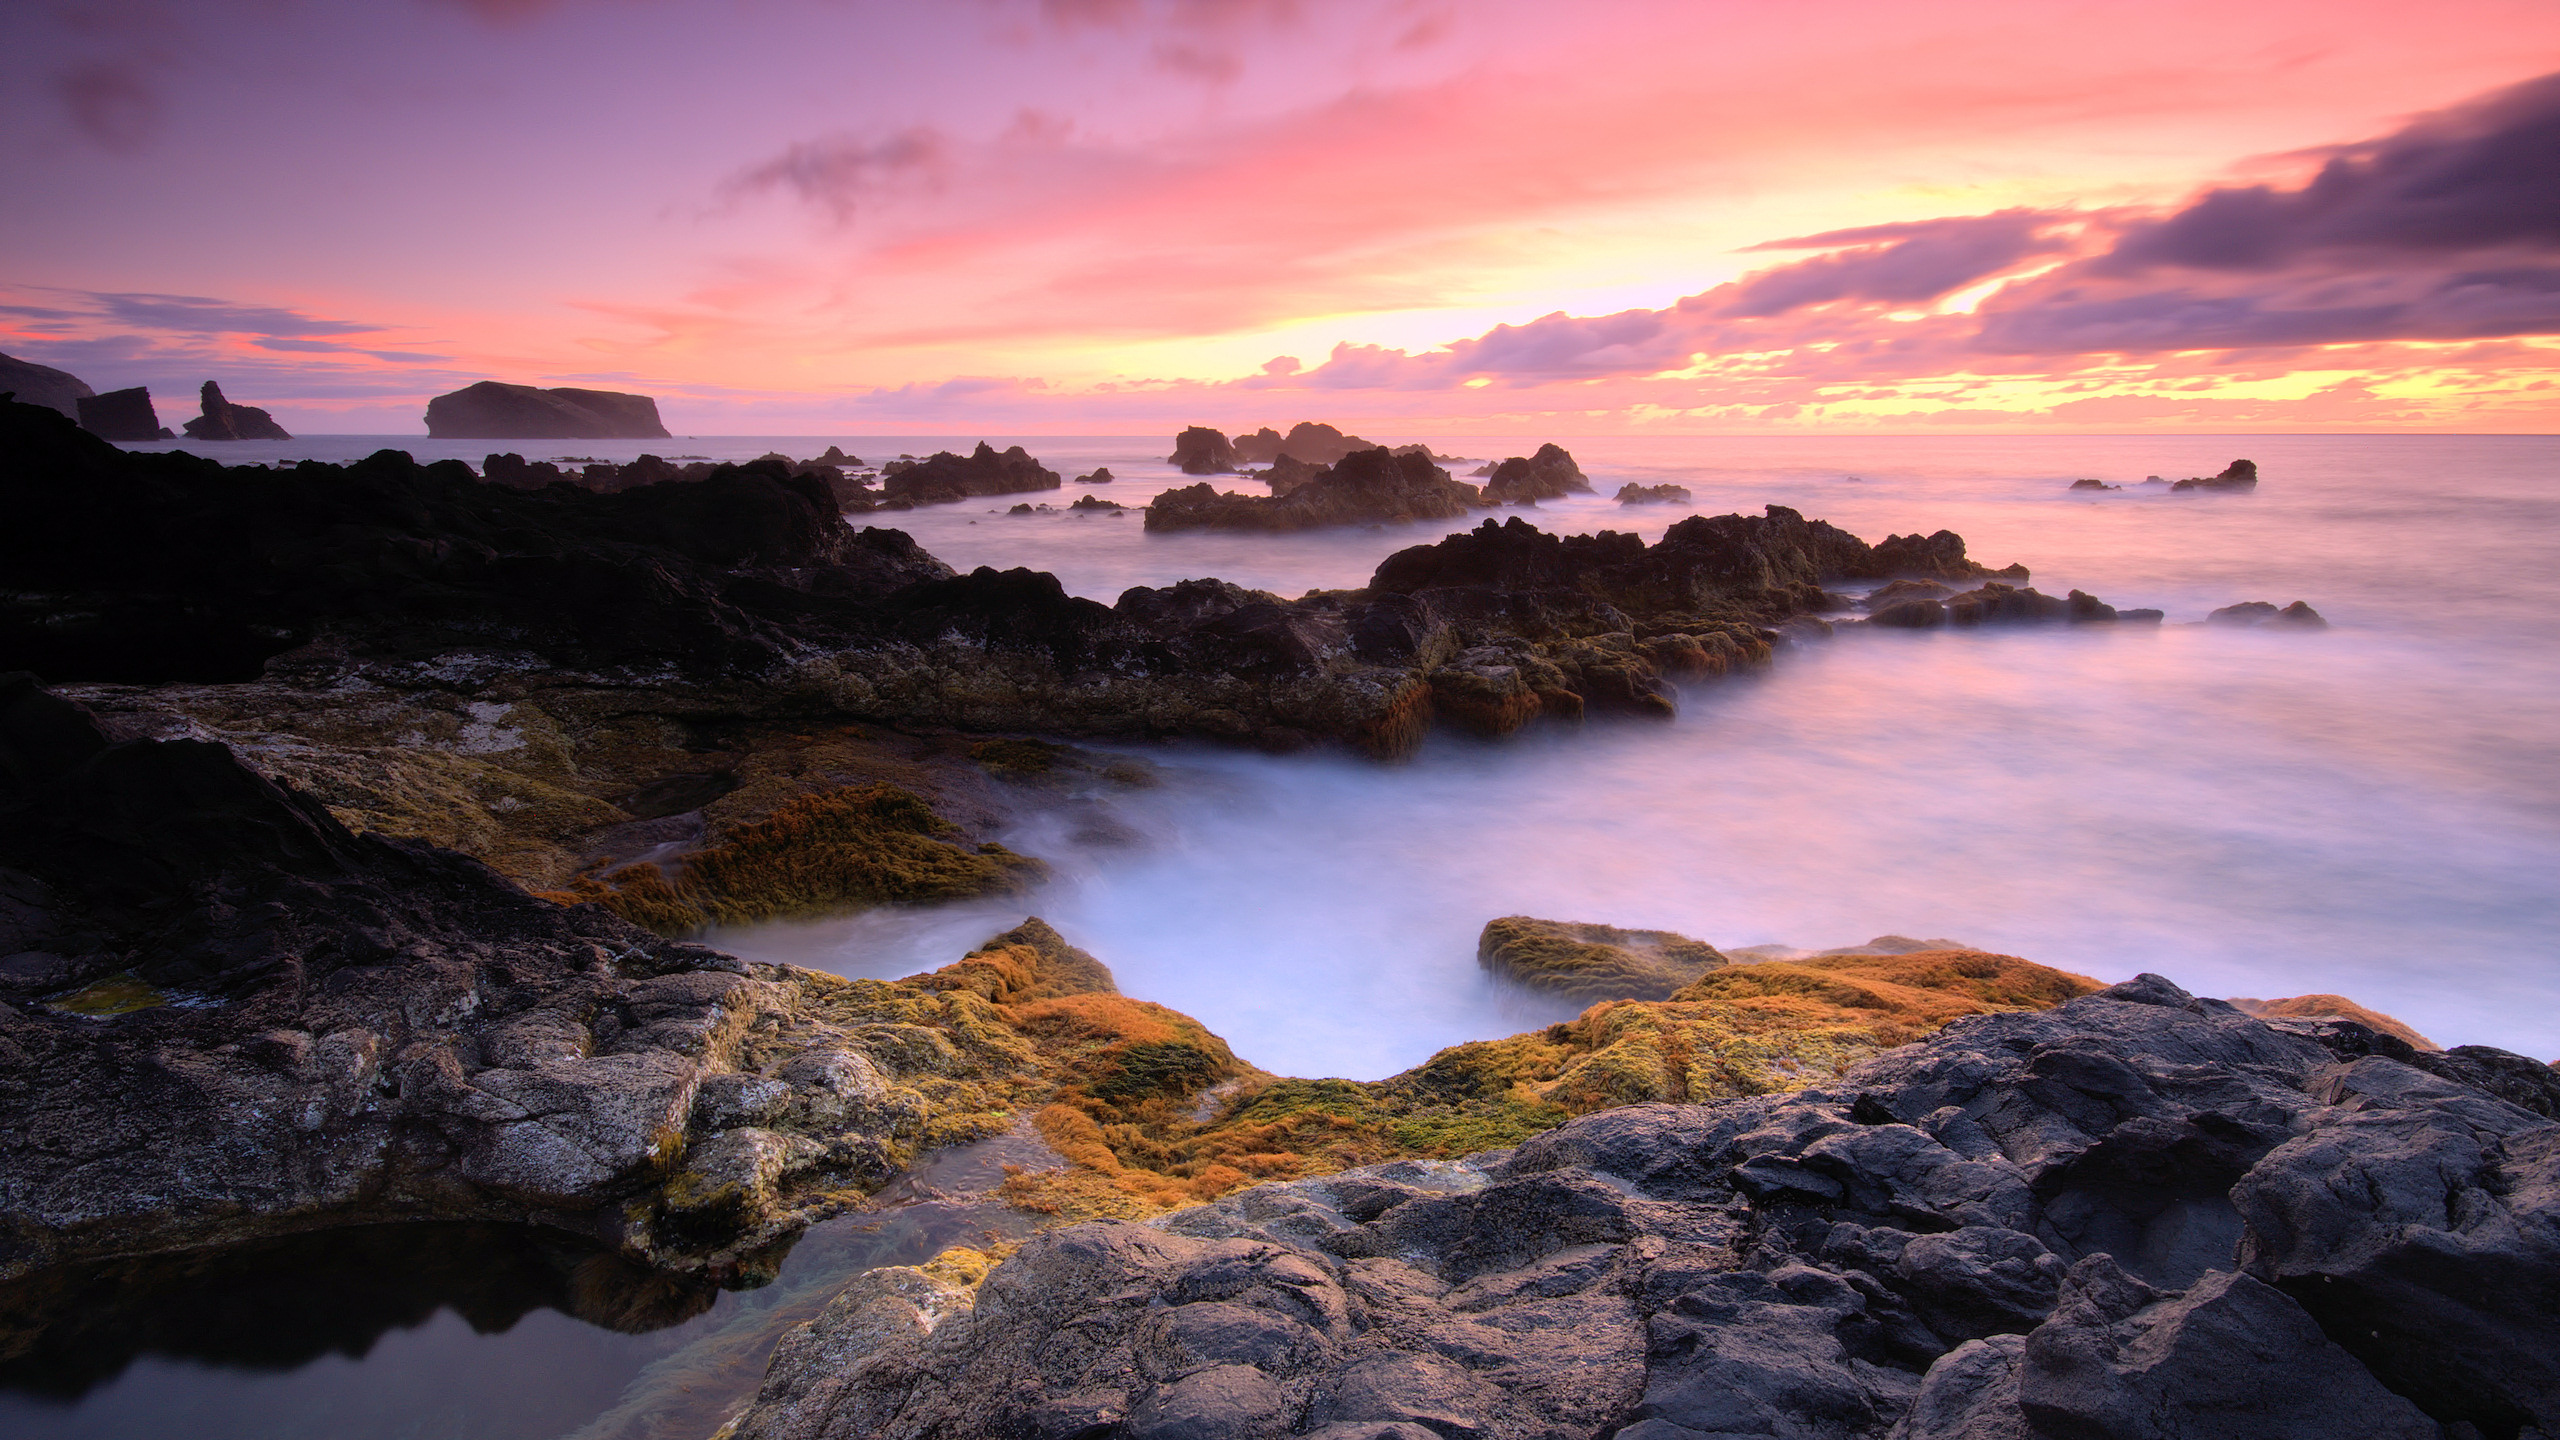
[732,973,2560,1440]
[424,381,670,439]
[877,442,1060,506]
[1481,443,1592,505]
[0,352,94,418]
[2170,459,2258,492]
[179,381,291,441]
[74,387,170,442]
[1615,482,1692,505]
[1171,426,1239,474]
[2207,600,2327,629]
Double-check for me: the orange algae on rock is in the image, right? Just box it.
[2230,993,2439,1049]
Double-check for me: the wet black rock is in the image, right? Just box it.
[1069,493,1126,511]
[0,353,94,419]
[1481,444,1592,505]
[2067,478,2117,491]
[877,442,1060,506]
[75,387,170,442]
[1257,453,1330,496]
[732,974,2560,1440]
[1866,582,2145,629]
[2170,459,2258,492]
[1077,467,1114,484]
[1615,482,1692,505]
[1172,426,1239,474]
[1146,448,1486,532]
[179,381,291,441]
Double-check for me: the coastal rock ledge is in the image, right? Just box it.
[730,976,2560,1440]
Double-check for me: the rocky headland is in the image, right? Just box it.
[179,381,292,441]
[1233,423,1378,466]
[424,381,672,440]
[0,353,95,419]
[1480,443,1593,505]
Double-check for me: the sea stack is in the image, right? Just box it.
[424,380,672,439]
[0,352,95,418]
[181,381,292,441]
[1169,425,1237,474]
[75,386,172,441]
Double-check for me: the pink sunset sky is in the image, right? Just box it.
[5,0,2558,434]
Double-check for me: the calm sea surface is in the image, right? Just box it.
[15,429,2557,1438]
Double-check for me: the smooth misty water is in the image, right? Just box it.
[22,429,2558,1438]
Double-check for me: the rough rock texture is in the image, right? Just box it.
[0,398,2116,765]
[0,353,93,418]
[1259,453,1331,496]
[1234,423,1375,466]
[0,676,1071,1283]
[733,975,2560,1439]
[1478,916,1729,1002]
[2231,994,2434,1049]
[1481,444,1592,505]
[1617,483,1694,505]
[2170,460,2257,492]
[1146,448,1489,532]
[180,381,291,441]
[1172,427,1240,474]
[878,443,1061,506]
[74,387,169,442]
[423,381,670,439]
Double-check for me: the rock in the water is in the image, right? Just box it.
[424,381,671,439]
[1615,482,1692,505]
[731,972,2560,1440]
[1077,467,1114,484]
[1257,453,1330,496]
[180,381,291,441]
[877,442,1061,506]
[2067,478,2117,491]
[2170,459,2258,492]
[1069,493,1125,511]
[1478,915,1728,1001]
[0,352,94,418]
[1867,581,2140,629]
[1482,444,1592,505]
[2207,600,2327,629]
[1233,422,1375,466]
[1171,426,1239,474]
[1145,447,1486,532]
[75,387,170,442]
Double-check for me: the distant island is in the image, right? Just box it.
[424,380,671,439]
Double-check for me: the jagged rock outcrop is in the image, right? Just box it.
[2207,600,2326,629]
[74,387,170,442]
[2170,459,2258,492]
[730,975,2560,1440]
[179,381,291,441]
[479,450,879,511]
[423,381,671,439]
[1171,427,1239,474]
[1481,444,1592,505]
[877,443,1060,506]
[0,676,1064,1283]
[1146,448,1487,532]
[1257,453,1330,496]
[1617,482,1693,505]
[1233,422,1375,466]
[0,353,93,418]
[2067,479,2118,492]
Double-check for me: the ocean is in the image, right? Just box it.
[12,428,2555,1438]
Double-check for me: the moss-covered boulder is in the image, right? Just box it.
[1478,915,1730,1001]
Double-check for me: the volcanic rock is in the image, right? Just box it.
[1481,444,1592,505]
[877,442,1060,506]
[1233,422,1374,466]
[180,381,291,441]
[424,381,671,440]
[0,353,94,418]
[2229,994,2434,1048]
[1146,448,1485,532]
[1257,453,1329,496]
[1171,426,1239,474]
[75,387,170,442]
[1077,467,1114,484]
[2067,478,2117,491]
[1615,482,1692,505]
[2170,459,2258,492]
[730,973,2560,1440]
